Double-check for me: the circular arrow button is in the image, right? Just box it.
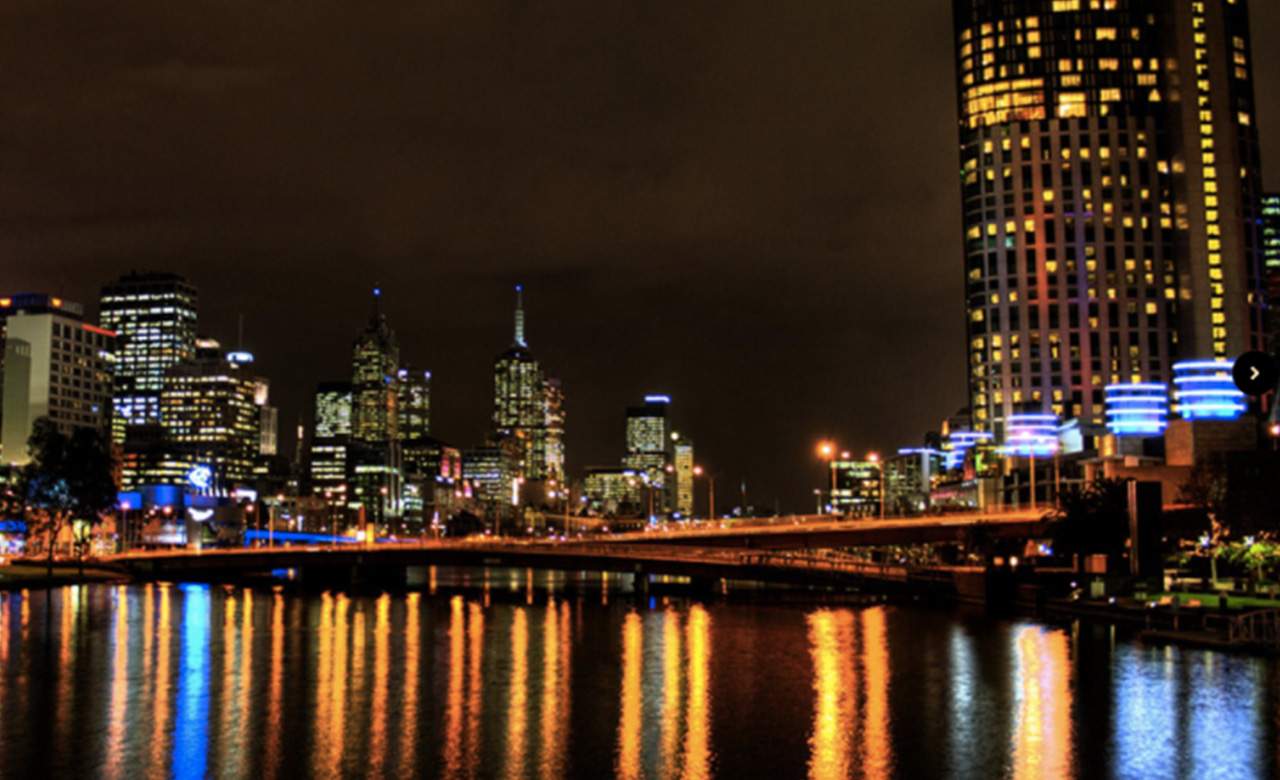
[1232,351,1279,396]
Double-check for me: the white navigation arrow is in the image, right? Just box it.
[1251,366,1261,381]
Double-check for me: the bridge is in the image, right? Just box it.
[592,510,1049,550]
[101,540,1001,598]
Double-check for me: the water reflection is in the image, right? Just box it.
[1010,625,1072,780]
[1,584,1277,779]
[174,585,211,780]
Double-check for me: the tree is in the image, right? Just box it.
[19,419,117,577]
[1046,478,1131,560]
[1178,460,1230,588]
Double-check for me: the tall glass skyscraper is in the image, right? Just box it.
[351,288,400,443]
[493,286,563,482]
[99,272,198,442]
[953,0,1266,434]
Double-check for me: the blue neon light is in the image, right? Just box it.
[943,430,994,470]
[1105,383,1169,438]
[1000,414,1060,457]
[644,395,671,404]
[1173,360,1246,421]
[242,529,361,545]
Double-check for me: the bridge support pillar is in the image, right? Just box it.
[633,568,649,595]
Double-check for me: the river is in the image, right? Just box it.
[0,571,1275,778]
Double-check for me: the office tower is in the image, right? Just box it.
[351,288,400,443]
[309,381,352,506]
[463,441,521,518]
[396,367,431,441]
[99,272,198,442]
[831,458,881,517]
[544,377,566,485]
[671,432,695,517]
[492,285,553,481]
[1264,193,1279,349]
[954,0,1266,436]
[623,395,669,484]
[582,466,646,517]
[158,339,260,492]
[0,296,115,465]
[884,448,944,516]
[250,378,278,457]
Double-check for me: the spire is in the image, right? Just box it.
[514,283,527,347]
[371,284,383,319]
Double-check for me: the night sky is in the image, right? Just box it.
[5,2,1279,512]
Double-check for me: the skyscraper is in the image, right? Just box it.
[159,339,261,491]
[492,285,561,482]
[0,296,115,465]
[624,395,669,485]
[99,272,198,442]
[396,367,431,441]
[671,432,695,517]
[351,288,400,443]
[544,377,566,485]
[953,0,1266,435]
[308,381,353,507]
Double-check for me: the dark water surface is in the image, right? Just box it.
[0,573,1277,779]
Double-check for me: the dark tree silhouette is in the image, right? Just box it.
[1046,478,1131,560]
[18,419,117,576]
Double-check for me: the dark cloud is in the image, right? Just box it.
[4,1,1278,510]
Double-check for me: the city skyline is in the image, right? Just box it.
[6,2,1280,512]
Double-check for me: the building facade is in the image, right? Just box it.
[623,395,670,484]
[158,342,262,492]
[0,298,115,465]
[1264,192,1279,349]
[351,289,400,443]
[954,0,1266,438]
[99,272,198,442]
[492,286,563,484]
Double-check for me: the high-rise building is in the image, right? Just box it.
[544,377,566,485]
[99,272,198,442]
[623,395,669,483]
[309,381,352,507]
[493,285,561,482]
[396,367,431,441]
[1264,192,1280,349]
[831,458,881,517]
[953,1,1266,437]
[671,432,695,517]
[158,339,261,492]
[0,297,116,465]
[351,288,400,443]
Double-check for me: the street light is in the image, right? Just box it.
[693,465,716,521]
[816,440,837,514]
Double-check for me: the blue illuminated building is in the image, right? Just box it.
[1173,360,1247,421]
[1105,383,1170,437]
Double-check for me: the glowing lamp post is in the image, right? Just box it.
[816,441,836,514]
[1000,414,1060,511]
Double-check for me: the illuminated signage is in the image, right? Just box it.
[187,464,214,491]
